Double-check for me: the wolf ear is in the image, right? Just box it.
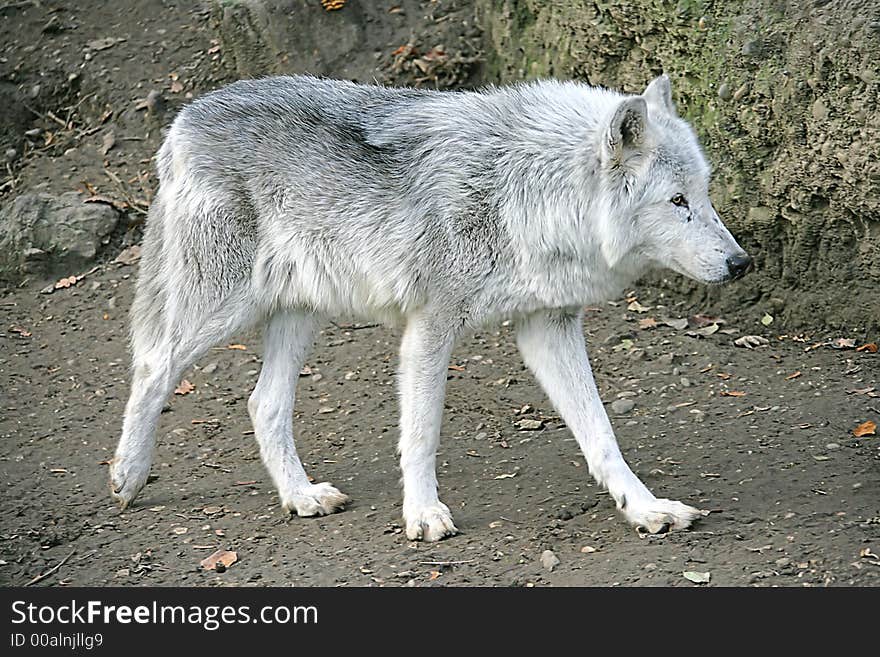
[604,96,648,164]
[642,74,676,116]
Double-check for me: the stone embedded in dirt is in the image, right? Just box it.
[682,570,711,584]
[540,549,560,572]
[611,398,636,415]
[0,191,119,281]
[515,418,544,431]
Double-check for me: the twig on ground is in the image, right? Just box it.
[419,559,475,566]
[25,549,76,586]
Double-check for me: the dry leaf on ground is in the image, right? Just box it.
[734,335,769,348]
[174,379,194,395]
[663,318,689,330]
[853,421,876,437]
[688,314,724,328]
[199,549,238,571]
[101,131,115,156]
[113,245,141,266]
[687,323,720,337]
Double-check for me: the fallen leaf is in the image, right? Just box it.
[720,390,746,397]
[9,326,31,337]
[734,335,769,349]
[87,37,124,51]
[174,379,194,395]
[689,314,724,328]
[428,570,441,580]
[638,317,658,330]
[611,339,634,352]
[687,323,719,337]
[856,343,878,353]
[830,338,856,350]
[859,548,879,561]
[760,313,774,326]
[170,80,184,94]
[627,300,651,313]
[447,364,465,371]
[199,549,238,571]
[113,245,141,266]
[683,571,711,584]
[100,130,116,156]
[847,387,876,396]
[321,0,347,10]
[853,421,876,438]
[785,371,802,380]
[662,318,689,330]
[226,344,247,350]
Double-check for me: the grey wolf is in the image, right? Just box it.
[110,74,752,541]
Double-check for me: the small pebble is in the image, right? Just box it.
[611,398,635,415]
[541,549,560,572]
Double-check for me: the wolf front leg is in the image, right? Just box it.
[397,313,458,541]
[517,308,706,534]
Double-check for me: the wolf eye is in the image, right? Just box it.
[671,194,689,208]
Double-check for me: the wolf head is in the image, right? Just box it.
[597,75,751,284]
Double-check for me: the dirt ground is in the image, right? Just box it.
[1,1,879,587]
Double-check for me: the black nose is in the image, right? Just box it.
[726,253,753,280]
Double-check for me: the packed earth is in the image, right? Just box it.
[1,1,878,587]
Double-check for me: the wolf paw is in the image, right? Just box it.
[623,498,707,534]
[281,482,349,517]
[109,457,150,510]
[404,502,458,542]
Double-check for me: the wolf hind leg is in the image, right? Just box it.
[248,310,348,516]
[111,279,257,509]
